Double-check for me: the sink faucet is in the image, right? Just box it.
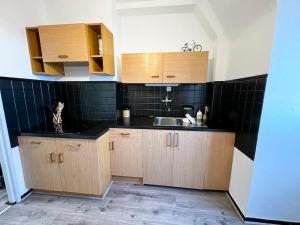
[161,87,172,112]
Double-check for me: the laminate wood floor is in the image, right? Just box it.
[0,182,271,225]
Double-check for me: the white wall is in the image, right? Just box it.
[246,0,300,222]
[0,0,54,80]
[229,148,253,215]
[119,13,216,81]
[43,0,117,81]
[225,7,277,80]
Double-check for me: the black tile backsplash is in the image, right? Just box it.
[210,75,267,160]
[0,75,267,159]
[0,78,56,147]
[54,82,117,125]
[120,84,211,117]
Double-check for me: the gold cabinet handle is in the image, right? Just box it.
[166,75,176,78]
[151,75,160,78]
[31,141,41,145]
[67,143,81,147]
[120,132,130,136]
[167,133,172,147]
[58,54,68,59]
[173,133,179,147]
[58,153,64,163]
[50,152,56,163]
[109,141,114,151]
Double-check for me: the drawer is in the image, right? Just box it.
[109,128,142,139]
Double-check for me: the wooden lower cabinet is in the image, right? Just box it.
[18,137,62,192]
[142,129,235,190]
[204,132,235,190]
[18,132,111,196]
[142,130,174,186]
[109,129,143,178]
[172,131,207,189]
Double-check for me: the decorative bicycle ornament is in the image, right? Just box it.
[181,40,202,52]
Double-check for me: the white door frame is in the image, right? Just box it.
[0,92,22,203]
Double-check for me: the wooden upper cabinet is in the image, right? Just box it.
[121,52,208,83]
[39,24,88,62]
[122,53,163,83]
[163,52,208,83]
[203,132,235,190]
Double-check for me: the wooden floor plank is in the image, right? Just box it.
[0,182,273,225]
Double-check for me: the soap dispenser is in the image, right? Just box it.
[196,109,202,122]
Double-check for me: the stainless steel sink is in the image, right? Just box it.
[153,117,183,126]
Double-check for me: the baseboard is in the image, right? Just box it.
[227,191,298,225]
[245,217,299,225]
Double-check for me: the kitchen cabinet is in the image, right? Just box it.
[204,132,235,190]
[26,23,115,76]
[143,130,207,189]
[18,137,62,191]
[121,52,208,84]
[121,53,163,83]
[109,129,143,178]
[163,52,208,83]
[18,132,111,196]
[39,24,88,62]
[172,131,207,189]
[142,130,174,186]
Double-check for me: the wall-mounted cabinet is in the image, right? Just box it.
[26,27,64,76]
[26,23,115,76]
[121,52,208,84]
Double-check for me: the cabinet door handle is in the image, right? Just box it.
[58,54,68,59]
[167,133,172,147]
[166,75,176,78]
[120,132,130,136]
[151,75,160,78]
[173,133,179,147]
[68,143,81,148]
[58,153,64,163]
[31,141,41,145]
[50,152,56,163]
[109,141,114,151]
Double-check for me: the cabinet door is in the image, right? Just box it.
[142,130,174,186]
[39,24,88,62]
[172,131,208,189]
[163,52,208,83]
[204,132,235,190]
[121,53,163,83]
[109,129,143,178]
[18,137,61,191]
[55,139,101,195]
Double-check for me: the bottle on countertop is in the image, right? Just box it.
[203,106,209,124]
[196,109,202,122]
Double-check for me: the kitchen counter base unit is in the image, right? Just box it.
[18,132,111,197]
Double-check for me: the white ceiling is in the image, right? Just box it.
[207,0,277,35]
[115,0,277,37]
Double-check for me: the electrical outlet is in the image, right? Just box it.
[166,86,172,92]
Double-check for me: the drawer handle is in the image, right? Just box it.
[173,133,179,147]
[120,132,130,136]
[109,141,114,151]
[58,55,68,59]
[151,75,160,78]
[50,152,56,163]
[58,153,64,163]
[31,141,41,145]
[68,143,81,147]
[166,75,176,78]
[167,133,172,147]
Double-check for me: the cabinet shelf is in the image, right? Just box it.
[26,27,64,76]
[90,54,102,58]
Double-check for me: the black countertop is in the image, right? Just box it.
[19,117,234,139]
